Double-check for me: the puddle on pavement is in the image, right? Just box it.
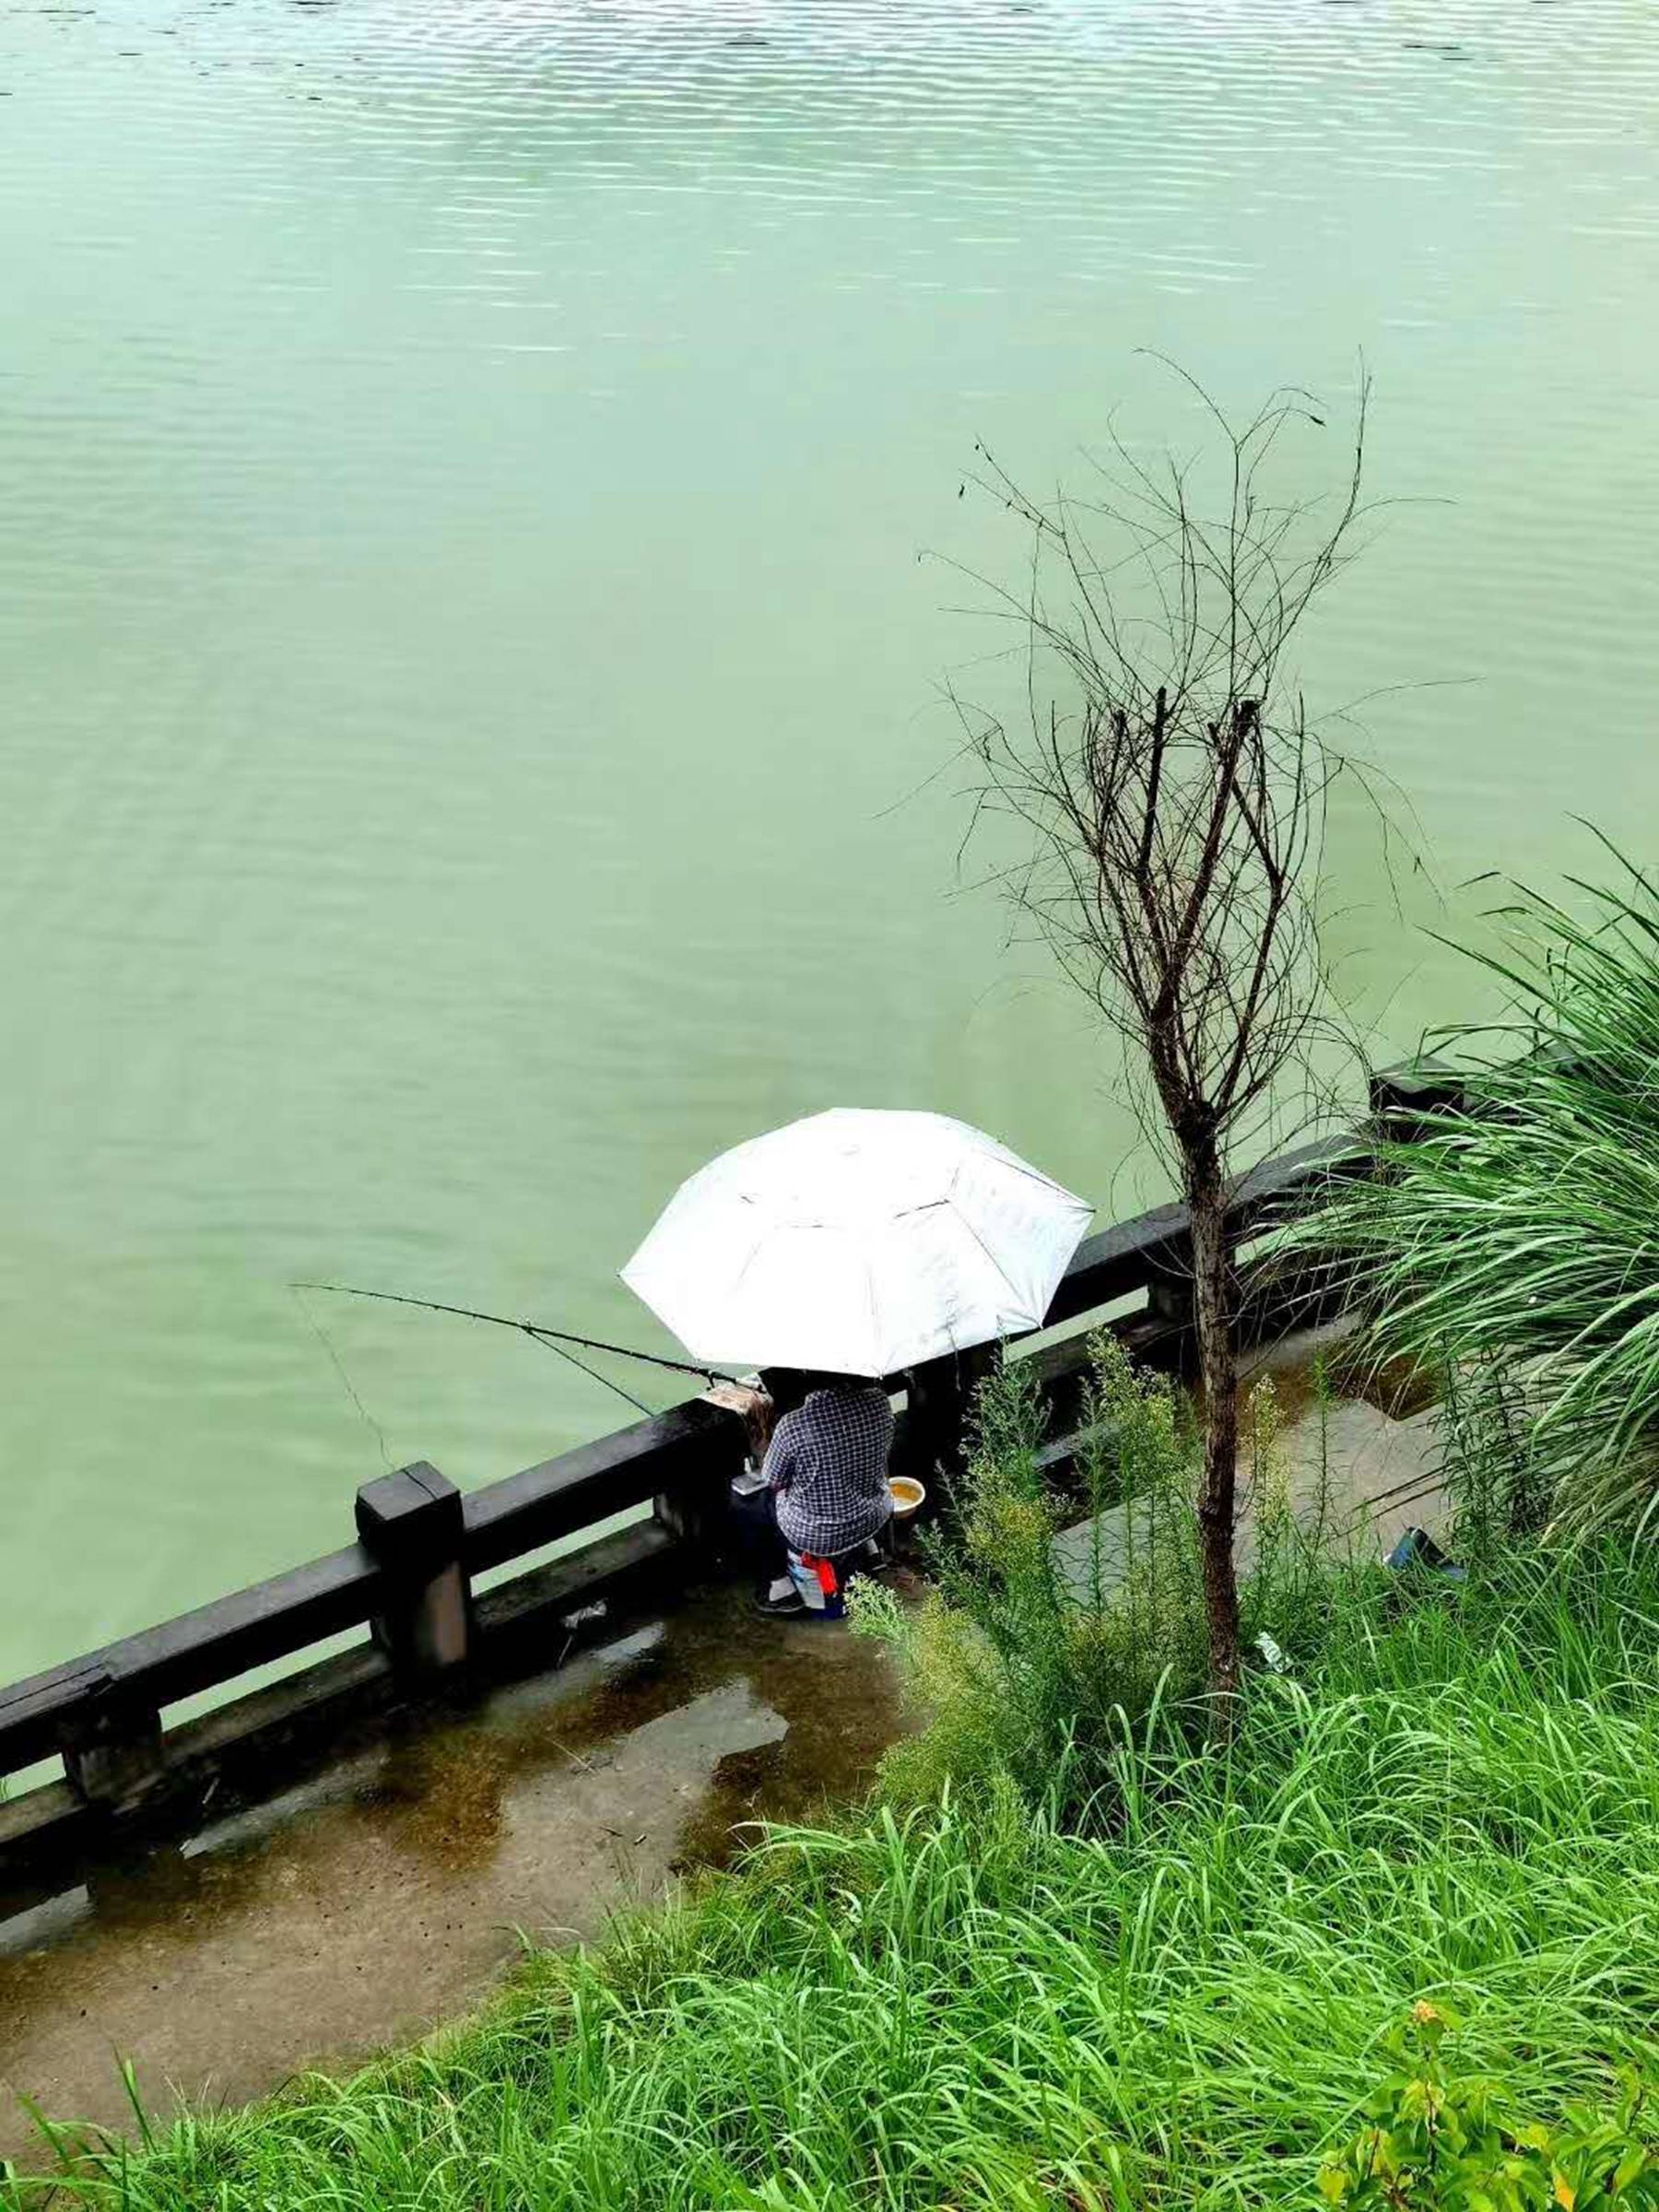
[1243,1318,1441,1430]
[0,1583,914,2163]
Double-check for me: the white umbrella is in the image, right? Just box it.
[621,1108,1093,1376]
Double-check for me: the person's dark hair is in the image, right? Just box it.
[807,1368,874,1394]
[758,1367,807,1417]
[759,1366,871,1412]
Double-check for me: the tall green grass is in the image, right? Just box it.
[1295,844,1659,1533]
[14,1541,1659,2211]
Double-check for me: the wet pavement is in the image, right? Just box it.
[0,1583,913,2164]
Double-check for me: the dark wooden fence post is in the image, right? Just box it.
[653,1470,733,1556]
[61,1685,164,1812]
[653,1398,748,1560]
[904,1347,995,1492]
[1146,1264,1197,1334]
[356,1463,469,1680]
[1369,1063,1468,1140]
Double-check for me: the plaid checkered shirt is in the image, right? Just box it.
[763,1383,894,1557]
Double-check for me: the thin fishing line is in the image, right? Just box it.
[523,1324,653,1417]
[291,1287,394,1471]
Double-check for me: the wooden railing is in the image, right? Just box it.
[1,1082,1439,1880]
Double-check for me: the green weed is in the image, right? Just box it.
[1322,2004,1659,2209]
[853,1335,1344,1814]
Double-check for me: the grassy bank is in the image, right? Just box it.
[12,1533,1659,2209]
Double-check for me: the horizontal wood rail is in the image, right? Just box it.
[461,1396,737,1574]
[2,1080,1442,1854]
[1040,1134,1358,1331]
[0,1547,384,1777]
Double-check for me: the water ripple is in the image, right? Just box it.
[1,0,1657,1675]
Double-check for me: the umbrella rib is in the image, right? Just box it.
[982,1152,1092,1208]
[725,1228,774,1297]
[949,1203,1039,1328]
[866,1255,886,1377]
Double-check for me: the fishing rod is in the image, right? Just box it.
[290,1279,740,1415]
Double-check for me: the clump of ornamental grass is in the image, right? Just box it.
[17,1536,1659,2210]
[1293,840,1659,1536]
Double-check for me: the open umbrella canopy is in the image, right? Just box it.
[621,1108,1093,1376]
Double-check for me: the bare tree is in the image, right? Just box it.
[955,371,1371,1713]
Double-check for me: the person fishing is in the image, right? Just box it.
[300,1111,1088,1630]
[732,1368,894,1618]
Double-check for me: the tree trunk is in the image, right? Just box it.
[1186,1134,1241,1724]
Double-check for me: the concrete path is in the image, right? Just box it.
[0,1586,911,2166]
[1055,1331,1449,1599]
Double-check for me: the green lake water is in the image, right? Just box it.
[3,0,1657,1684]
